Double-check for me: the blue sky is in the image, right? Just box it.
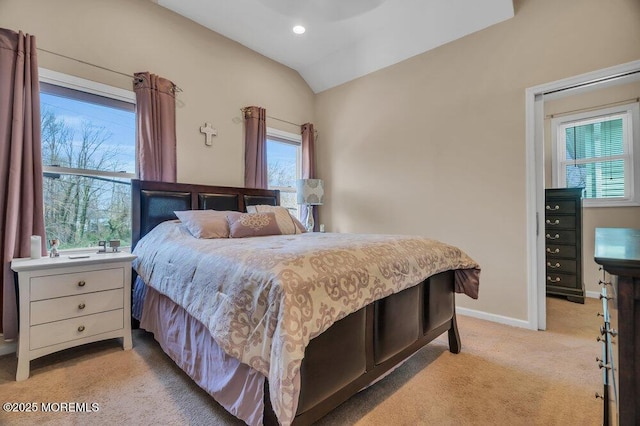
[41,92,136,174]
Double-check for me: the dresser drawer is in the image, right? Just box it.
[544,230,576,245]
[545,259,577,274]
[545,200,576,214]
[30,268,124,301]
[545,272,577,288]
[545,215,576,230]
[30,288,124,326]
[545,244,577,259]
[30,309,124,350]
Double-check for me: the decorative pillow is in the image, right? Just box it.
[227,212,282,238]
[245,205,306,234]
[174,210,232,238]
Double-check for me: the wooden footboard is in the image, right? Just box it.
[264,270,459,425]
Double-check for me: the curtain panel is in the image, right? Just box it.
[0,28,46,339]
[243,106,267,189]
[301,123,319,231]
[133,72,177,182]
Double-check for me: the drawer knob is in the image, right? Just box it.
[598,361,611,370]
[595,392,604,400]
[78,280,86,287]
[78,303,86,310]
[545,234,560,240]
[546,205,560,211]
[547,276,561,282]
[545,219,560,225]
[546,248,560,254]
[77,325,85,332]
[547,262,561,269]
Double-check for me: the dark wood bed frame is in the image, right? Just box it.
[131,179,462,425]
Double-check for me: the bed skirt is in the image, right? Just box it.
[137,280,266,425]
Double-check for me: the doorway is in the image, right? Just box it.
[525,59,640,330]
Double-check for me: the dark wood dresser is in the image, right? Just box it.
[594,228,640,426]
[545,188,584,303]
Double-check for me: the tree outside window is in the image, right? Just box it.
[40,74,135,249]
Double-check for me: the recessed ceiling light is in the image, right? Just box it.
[292,25,306,35]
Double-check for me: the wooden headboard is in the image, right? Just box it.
[131,179,280,249]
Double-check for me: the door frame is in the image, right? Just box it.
[525,59,640,330]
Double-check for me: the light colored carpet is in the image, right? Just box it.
[0,297,602,425]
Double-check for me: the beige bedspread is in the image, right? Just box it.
[133,221,480,425]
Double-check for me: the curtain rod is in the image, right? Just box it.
[37,47,183,92]
[267,115,301,127]
[241,108,312,130]
[545,97,639,119]
[542,70,640,96]
[267,115,319,137]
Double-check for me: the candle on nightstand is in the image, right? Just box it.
[30,235,42,259]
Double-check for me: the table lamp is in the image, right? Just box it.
[296,178,324,232]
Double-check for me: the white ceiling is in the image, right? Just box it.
[156,0,515,93]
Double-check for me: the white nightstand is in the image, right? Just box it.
[11,251,136,381]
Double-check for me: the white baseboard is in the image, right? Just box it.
[586,290,600,299]
[0,336,16,356]
[458,290,601,331]
[457,307,536,330]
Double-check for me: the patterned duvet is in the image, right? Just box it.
[132,220,480,425]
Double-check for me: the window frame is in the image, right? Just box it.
[39,68,137,250]
[266,127,302,216]
[40,68,136,182]
[551,102,640,207]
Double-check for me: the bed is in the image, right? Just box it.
[130,179,480,425]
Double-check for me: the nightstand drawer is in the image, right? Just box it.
[30,268,123,301]
[30,288,124,326]
[30,309,124,350]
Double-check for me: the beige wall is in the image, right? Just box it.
[2,0,639,324]
[315,0,640,321]
[0,0,315,187]
[544,81,640,297]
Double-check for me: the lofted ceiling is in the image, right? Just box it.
[155,0,515,93]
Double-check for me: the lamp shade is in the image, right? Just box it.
[296,179,324,205]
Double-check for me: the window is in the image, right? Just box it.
[266,128,301,216]
[39,69,136,249]
[552,103,640,207]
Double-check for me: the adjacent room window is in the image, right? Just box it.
[266,128,301,215]
[39,69,136,249]
[552,103,640,207]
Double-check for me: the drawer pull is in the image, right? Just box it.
[546,248,560,254]
[78,303,86,310]
[546,205,560,211]
[598,361,611,370]
[547,276,561,282]
[545,219,560,225]
[545,234,560,240]
[547,262,561,269]
[77,325,85,332]
[78,280,86,287]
